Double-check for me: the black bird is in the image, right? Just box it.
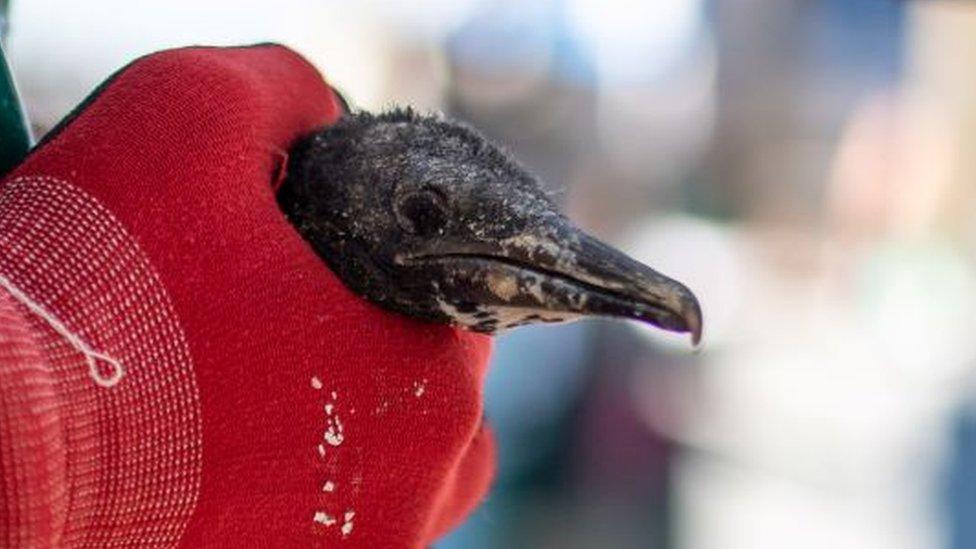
[278,108,703,344]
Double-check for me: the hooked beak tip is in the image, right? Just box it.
[654,284,703,348]
[629,276,702,348]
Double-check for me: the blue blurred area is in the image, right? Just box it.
[808,0,904,81]
[945,403,976,549]
[447,0,597,86]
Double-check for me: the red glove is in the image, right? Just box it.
[0,44,494,548]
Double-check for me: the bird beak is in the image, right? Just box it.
[406,220,703,345]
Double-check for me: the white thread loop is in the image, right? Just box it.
[0,273,125,388]
[86,351,125,388]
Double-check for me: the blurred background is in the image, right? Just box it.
[5,1,976,547]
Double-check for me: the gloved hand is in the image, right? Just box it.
[0,44,494,548]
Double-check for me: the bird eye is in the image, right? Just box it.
[394,187,449,236]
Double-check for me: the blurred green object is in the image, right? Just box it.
[0,0,32,177]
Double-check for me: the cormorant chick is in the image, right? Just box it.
[278,108,702,343]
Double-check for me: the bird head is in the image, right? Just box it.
[278,108,702,344]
